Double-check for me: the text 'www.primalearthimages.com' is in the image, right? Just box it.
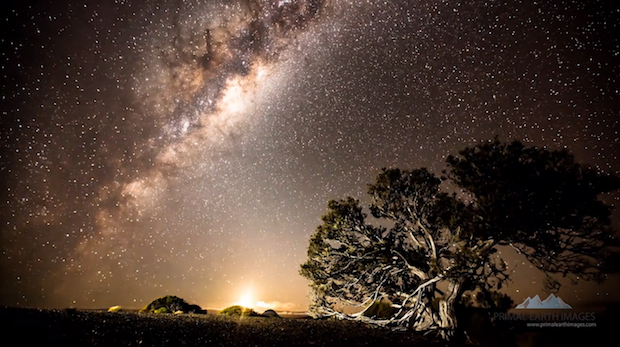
[525,322,597,328]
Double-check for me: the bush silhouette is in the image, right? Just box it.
[140,295,206,314]
[186,304,207,314]
[108,305,122,313]
[262,309,281,318]
[219,305,259,317]
[362,300,393,319]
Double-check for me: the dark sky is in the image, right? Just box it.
[1,0,619,311]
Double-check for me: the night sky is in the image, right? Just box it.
[1,0,619,312]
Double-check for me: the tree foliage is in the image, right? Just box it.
[300,138,620,339]
[218,305,259,317]
[140,295,206,314]
[445,139,620,290]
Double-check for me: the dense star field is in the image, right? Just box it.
[1,0,619,311]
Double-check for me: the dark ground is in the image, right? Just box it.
[0,306,617,346]
[0,307,457,347]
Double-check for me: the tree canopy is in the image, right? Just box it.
[140,295,206,314]
[300,138,620,339]
[218,305,260,317]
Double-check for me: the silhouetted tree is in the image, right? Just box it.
[140,295,206,314]
[300,138,620,339]
[218,305,259,317]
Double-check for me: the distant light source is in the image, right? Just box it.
[237,290,255,308]
[239,294,254,308]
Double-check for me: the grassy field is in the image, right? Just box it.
[1,306,616,346]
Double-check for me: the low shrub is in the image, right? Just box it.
[141,295,206,314]
[362,300,394,319]
[262,309,280,318]
[108,306,122,313]
[154,307,170,314]
[218,305,259,317]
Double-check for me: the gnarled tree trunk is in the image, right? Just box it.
[403,277,464,340]
[435,278,464,339]
[408,284,437,332]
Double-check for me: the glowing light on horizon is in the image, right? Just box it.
[238,294,254,308]
[235,288,256,309]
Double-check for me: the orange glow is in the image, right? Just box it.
[237,293,254,308]
[234,288,256,308]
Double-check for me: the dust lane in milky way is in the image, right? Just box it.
[1,0,619,310]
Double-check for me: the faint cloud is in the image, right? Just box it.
[256,300,296,310]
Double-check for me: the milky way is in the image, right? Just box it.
[1,0,619,310]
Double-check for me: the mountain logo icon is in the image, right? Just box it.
[515,293,572,309]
